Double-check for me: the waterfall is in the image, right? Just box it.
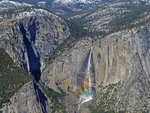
[87,46,93,88]
[78,46,94,106]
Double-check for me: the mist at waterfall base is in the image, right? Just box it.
[77,47,95,107]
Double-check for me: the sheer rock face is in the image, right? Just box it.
[2,24,150,113]
[93,27,150,86]
[2,82,51,113]
[0,8,70,81]
[2,24,149,113]
[0,4,150,113]
[0,8,70,113]
[41,25,150,112]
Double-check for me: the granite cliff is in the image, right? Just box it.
[0,7,70,113]
[0,1,150,113]
[0,7,70,81]
[41,24,150,113]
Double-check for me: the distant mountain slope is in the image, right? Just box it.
[0,0,114,15]
[1,0,150,15]
[0,0,32,10]
[0,0,150,113]
[70,0,150,35]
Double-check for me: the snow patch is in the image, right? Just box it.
[16,8,59,20]
[54,0,102,5]
[0,0,32,7]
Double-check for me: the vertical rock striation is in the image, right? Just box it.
[41,25,150,112]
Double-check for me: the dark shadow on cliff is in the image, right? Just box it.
[19,22,41,82]
[34,82,48,113]
[28,18,36,43]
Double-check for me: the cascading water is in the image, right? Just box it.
[78,47,95,106]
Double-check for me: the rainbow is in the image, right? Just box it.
[76,47,95,106]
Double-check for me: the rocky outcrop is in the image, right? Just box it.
[2,81,51,113]
[41,24,150,112]
[1,2,150,113]
[2,22,149,113]
[0,7,70,81]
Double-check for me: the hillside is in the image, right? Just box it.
[71,1,150,32]
[1,0,150,15]
[0,1,150,113]
[0,48,32,108]
[0,6,70,81]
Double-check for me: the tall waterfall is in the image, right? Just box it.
[78,47,94,106]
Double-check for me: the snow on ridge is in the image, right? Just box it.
[37,1,47,6]
[0,0,32,7]
[16,8,60,20]
[54,0,101,4]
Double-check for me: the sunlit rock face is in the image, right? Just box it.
[41,40,94,112]
[0,8,70,81]
[41,25,150,112]
[75,47,96,105]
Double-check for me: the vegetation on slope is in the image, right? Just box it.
[109,5,150,32]
[65,19,89,38]
[89,83,119,113]
[47,4,150,65]
[0,6,55,22]
[47,36,76,64]
[46,19,89,65]
[46,18,106,65]
[0,48,33,108]
[89,82,149,113]
[38,82,67,113]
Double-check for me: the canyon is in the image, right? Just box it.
[0,0,150,113]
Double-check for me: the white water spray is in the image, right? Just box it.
[78,47,94,107]
[87,46,93,89]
